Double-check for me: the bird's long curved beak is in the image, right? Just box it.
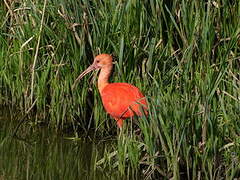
[72,63,97,90]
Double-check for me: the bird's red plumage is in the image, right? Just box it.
[74,54,148,128]
[100,83,148,120]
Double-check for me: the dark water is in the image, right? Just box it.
[0,106,117,180]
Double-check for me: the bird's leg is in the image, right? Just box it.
[114,118,123,129]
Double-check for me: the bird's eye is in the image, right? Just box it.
[96,60,100,63]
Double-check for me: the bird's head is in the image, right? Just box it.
[72,54,113,89]
[93,54,113,68]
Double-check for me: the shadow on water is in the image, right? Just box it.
[0,106,118,180]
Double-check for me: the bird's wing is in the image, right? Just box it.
[100,83,146,118]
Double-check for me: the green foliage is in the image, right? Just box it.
[0,0,240,179]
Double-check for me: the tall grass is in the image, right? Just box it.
[0,0,240,179]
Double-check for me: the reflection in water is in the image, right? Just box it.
[0,106,117,180]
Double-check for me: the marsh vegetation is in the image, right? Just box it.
[0,0,240,179]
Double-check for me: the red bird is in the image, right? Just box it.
[72,54,148,128]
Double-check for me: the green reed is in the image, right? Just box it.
[1,0,240,179]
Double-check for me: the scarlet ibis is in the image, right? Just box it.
[72,54,148,128]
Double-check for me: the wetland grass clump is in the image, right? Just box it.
[0,0,240,179]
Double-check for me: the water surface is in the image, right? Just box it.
[0,106,117,180]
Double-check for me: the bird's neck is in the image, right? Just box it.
[98,65,112,94]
